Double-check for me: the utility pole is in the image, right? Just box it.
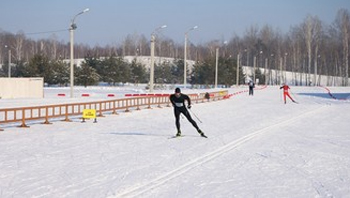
[236,53,240,86]
[69,8,89,98]
[184,26,198,89]
[215,48,219,88]
[8,49,11,78]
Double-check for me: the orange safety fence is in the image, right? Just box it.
[0,90,228,131]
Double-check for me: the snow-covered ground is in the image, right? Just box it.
[0,86,350,198]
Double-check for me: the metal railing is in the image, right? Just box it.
[0,90,228,131]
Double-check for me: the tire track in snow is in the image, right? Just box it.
[109,105,329,198]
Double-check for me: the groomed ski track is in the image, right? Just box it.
[2,86,349,198]
[110,104,329,198]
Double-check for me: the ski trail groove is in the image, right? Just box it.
[110,105,328,198]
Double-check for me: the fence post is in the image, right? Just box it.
[112,100,118,115]
[43,106,52,124]
[136,98,141,110]
[112,101,116,114]
[157,97,162,108]
[98,102,104,117]
[125,99,130,112]
[147,97,152,109]
[64,104,71,122]
[19,109,29,128]
[166,97,171,107]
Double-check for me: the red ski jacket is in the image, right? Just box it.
[280,85,290,93]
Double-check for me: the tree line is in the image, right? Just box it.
[0,9,349,86]
[0,52,246,88]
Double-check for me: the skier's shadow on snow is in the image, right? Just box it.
[299,92,350,100]
[107,132,198,137]
[107,132,169,137]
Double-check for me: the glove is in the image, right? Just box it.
[187,105,192,109]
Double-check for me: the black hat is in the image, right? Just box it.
[175,87,181,93]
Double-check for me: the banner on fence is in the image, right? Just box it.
[83,109,96,119]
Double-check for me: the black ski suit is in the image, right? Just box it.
[248,81,255,95]
[169,93,199,132]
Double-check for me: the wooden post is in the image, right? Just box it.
[43,106,52,124]
[19,109,29,128]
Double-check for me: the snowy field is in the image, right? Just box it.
[0,86,350,198]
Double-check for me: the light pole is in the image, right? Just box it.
[245,48,249,66]
[284,52,288,84]
[215,47,219,88]
[259,50,263,68]
[236,53,240,86]
[270,54,274,85]
[184,26,198,89]
[314,54,320,86]
[214,41,227,88]
[264,57,268,85]
[253,51,263,83]
[69,8,89,98]
[4,45,11,78]
[150,25,167,93]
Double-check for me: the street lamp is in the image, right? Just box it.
[253,50,263,83]
[4,45,11,78]
[264,57,268,85]
[69,8,89,98]
[314,54,320,86]
[215,47,219,88]
[284,52,288,84]
[184,25,198,89]
[236,53,240,86]
[245,48,249,66]
[214,41,227,89]
[270,54,274,85]
[253,55,256,82]
[150,25,167,93]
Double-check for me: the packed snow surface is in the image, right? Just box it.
[0,86,350,198]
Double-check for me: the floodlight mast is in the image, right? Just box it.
[184,26,198,89]
[69,8,89,98]
[149,25,167,92]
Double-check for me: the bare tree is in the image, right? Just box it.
[289,26,304,85]
[260,25,277,84]
[313,17,322,86]
[137,35,149,56]
[243,25,259,66]
[302,15,315,85]
[327,25,342,85]
[335,9,350,86]
[48,35,58,60]
[0,9,349,86]
[14,32,25,61]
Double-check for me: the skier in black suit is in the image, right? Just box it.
[169,88,207,138]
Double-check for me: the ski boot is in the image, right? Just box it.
[176,130,181,137]
[198,129,207,138]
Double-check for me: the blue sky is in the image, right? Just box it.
[1,0,349,46]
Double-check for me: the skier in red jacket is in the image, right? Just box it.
[280,84,297,104]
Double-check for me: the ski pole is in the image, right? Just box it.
[280,90,282,102]
[280,88,283,102]
[189,109,202,123]
[290,90,298,101]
